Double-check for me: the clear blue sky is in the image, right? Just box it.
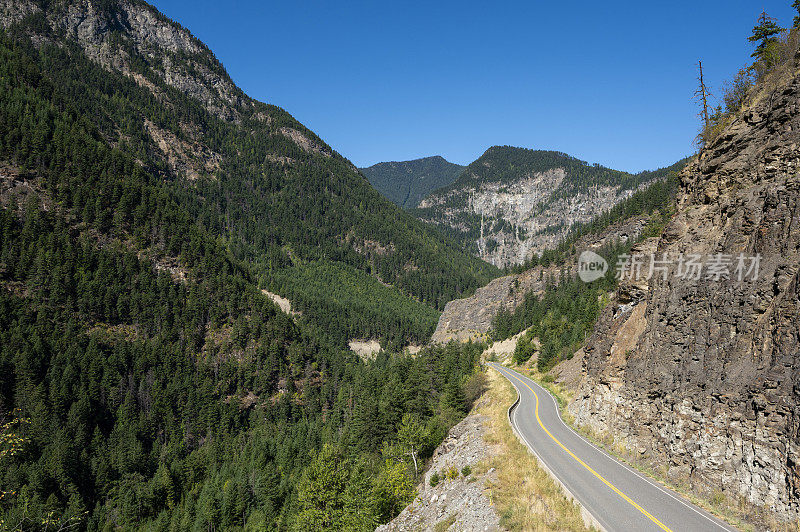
[150,0,795,172]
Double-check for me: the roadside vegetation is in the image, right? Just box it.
[475,368,589,531]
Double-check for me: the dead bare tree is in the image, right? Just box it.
[695,60,711,128]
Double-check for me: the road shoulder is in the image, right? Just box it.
[481,366,590,531]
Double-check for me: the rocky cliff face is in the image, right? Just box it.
[568,60,800,521]
[2,0,244,121]
[419,169,635,268]
[430,267,556,344]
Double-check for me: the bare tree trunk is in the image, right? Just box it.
[697,60,710,127]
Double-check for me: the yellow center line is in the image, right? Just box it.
[495,364,674,532]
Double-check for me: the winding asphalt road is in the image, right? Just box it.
[489,363,739,532]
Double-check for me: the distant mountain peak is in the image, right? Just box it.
[360,155,465,209]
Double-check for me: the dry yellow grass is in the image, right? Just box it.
[474,368,591,531]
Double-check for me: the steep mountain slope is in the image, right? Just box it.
[567,53,800,521]
[0,0,497,348]
[413,146,685,267]
[359,155,465,209]
[0,1,489,529]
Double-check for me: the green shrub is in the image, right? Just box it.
[512,333,536,365]
[429,472,440,487]
[463,372,487,408]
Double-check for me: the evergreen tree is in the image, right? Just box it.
[441,380,466,415]
[748,11,784,69]
[292,445,374,531]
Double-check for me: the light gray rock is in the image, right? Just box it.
[418,165,651,268]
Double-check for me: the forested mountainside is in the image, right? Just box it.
[412,145,688,267]
[359,156,465,209]
[0,0,491,529]
[0,0,498,349]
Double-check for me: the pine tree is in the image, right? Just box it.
[378,374,406,439]
[292,445,374,531]
[349,374,380,449]
[440,380,466,415]
[748,11,784,69]
[694,60,711,129]
[293,445,348,530]
[154,462,175,510]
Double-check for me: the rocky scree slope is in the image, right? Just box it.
[567,58,800,522]
[360,155,465,209]
[413,146,679,268]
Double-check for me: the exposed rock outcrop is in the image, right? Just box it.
[421,170,638,268]
[568,61,800,521]
[261,290,300,318]
[430,268,556,344]
[348,339,381,361]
